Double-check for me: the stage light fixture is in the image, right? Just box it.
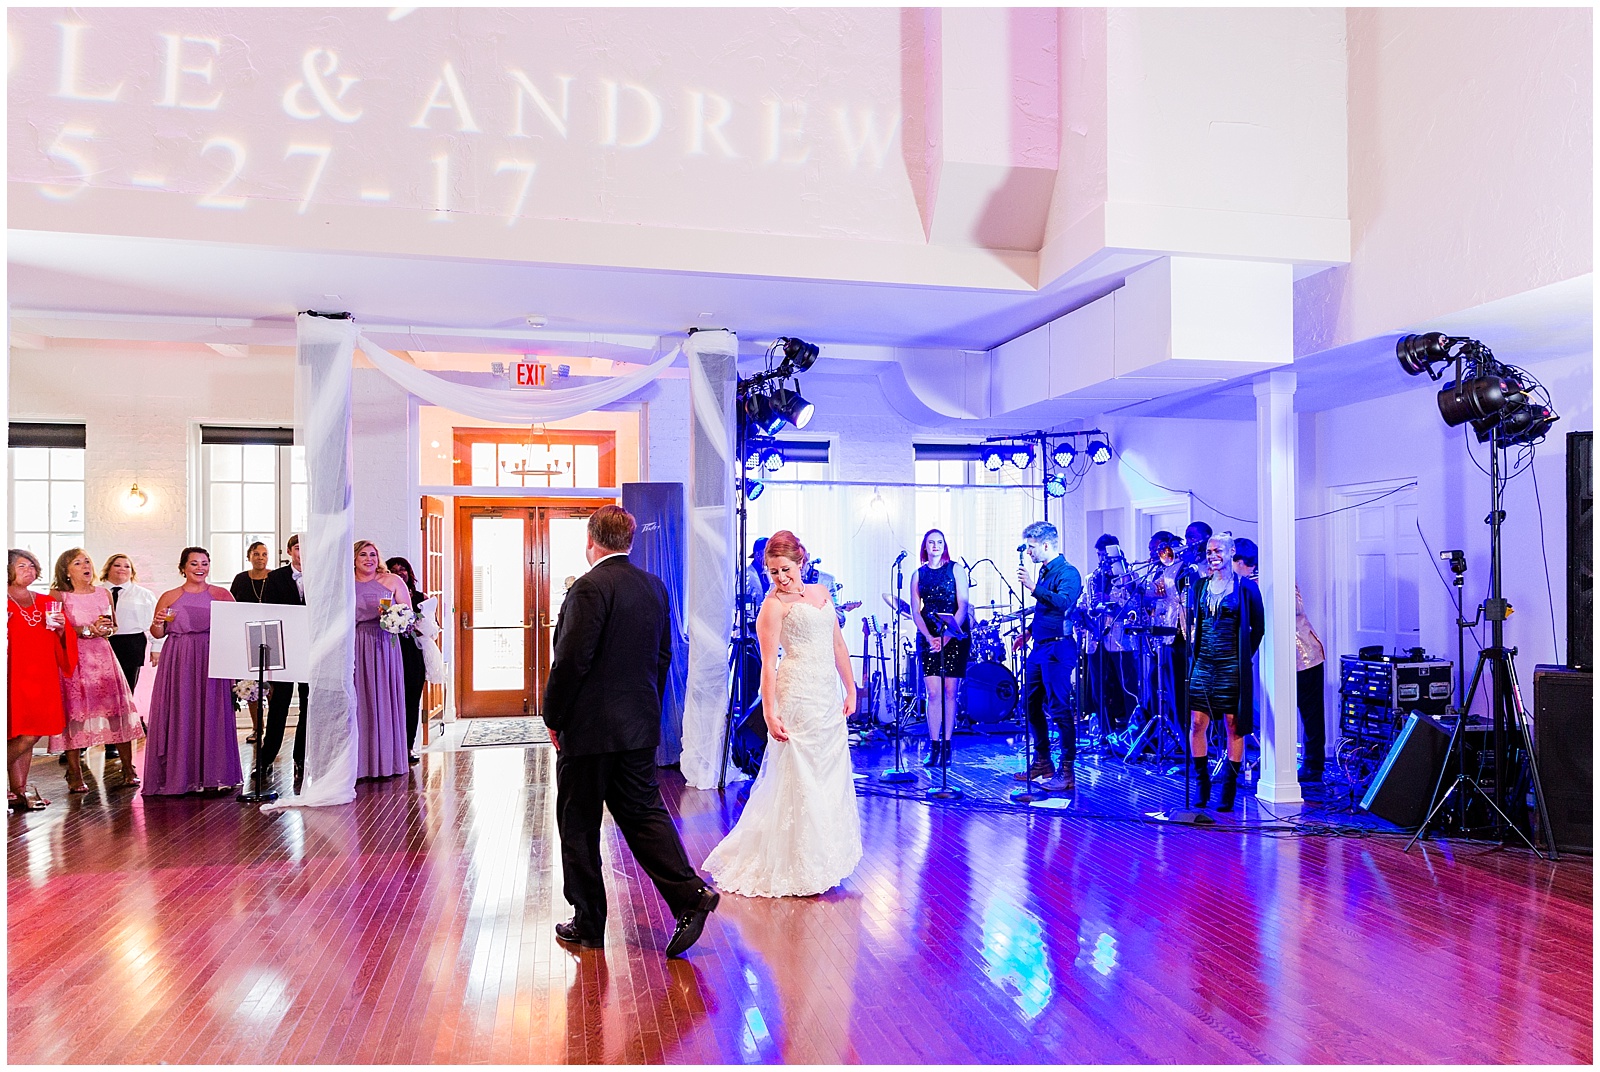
[1045,474,1067,498]
[777,337,820,373]
[744,450,764,474]
[1007,445,1034,469]
[1396,332,1455,377]
[760,445,785,473]
[1051,442,1077,467]
[1086,439,1112,465]
[744,477,764,500]
[981,448,1004,472]
[743,393,785,436]
[768,385,815,429]
[1436,375,1513,427]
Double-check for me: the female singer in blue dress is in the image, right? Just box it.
[1182,533,1264,811]
[353,540,411,779]
[909,529,969,768]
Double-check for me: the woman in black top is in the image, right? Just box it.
[910,529,970,769]
[1182,533,1264,811]
[229,541,272,743]
[386,556,427,763]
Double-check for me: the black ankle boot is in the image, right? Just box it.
[939,739,953,768]
[1218,760,1242,811]
[923,740,941,768]
[1193,756,1211,807]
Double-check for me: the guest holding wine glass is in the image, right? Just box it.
[229,541,273,744]
[385,556,427,764]
[7,550,74,812]
[99,553,159,693]
[354,541,410,780]
[143,548,243,797]
[49,549,145,792]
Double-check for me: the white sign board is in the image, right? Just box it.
[208,602,312,682]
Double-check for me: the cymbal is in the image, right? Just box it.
[880,593,911,617]
[987,608,1029,624]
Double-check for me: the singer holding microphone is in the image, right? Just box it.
[1015,522,1083,795]
[910,529,969,769]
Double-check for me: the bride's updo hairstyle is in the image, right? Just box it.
[764,530,808,570]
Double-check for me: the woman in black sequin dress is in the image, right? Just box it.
[1183,533,1264,810]
[910,529,970,769]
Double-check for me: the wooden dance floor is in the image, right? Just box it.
[7,744,1592,1064]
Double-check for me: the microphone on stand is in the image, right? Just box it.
[893,550,908,566]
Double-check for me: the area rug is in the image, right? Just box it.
[460,716,552,749]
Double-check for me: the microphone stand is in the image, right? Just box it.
[878,554,914,784]
[1009,545,1045,804]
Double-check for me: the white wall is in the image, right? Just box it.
[8,343,293,584]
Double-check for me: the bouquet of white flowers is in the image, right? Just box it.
[233,679,260,703]
[380,601,417,636]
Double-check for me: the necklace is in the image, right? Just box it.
[250,576,266,601]
[8,594,42,626]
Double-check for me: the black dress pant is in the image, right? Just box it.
[108,633,146,691]
[1297,662,1326,771]
[1024,638,1076,767]
[1090,649,1134,734]
[262,681,309,769]
[555,747,703,940]
[400,636,425,751]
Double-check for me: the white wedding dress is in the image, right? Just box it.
[703,599,863,897]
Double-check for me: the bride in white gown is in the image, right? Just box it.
[703,530,863,897]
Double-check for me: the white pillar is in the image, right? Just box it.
[264,313,358,810]
[679,328,741,789]
[1254,370,1302,807]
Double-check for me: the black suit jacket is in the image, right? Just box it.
[261,564,305,607]
[542,554,672,757]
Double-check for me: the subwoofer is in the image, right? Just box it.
[1534,665,1592,854]
[1361,713,1452,830]
[1569,432,1592,671]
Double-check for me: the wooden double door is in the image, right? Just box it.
[455,499,612,717]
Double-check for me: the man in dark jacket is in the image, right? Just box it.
[260,534,309,791]
[544,505,718,957]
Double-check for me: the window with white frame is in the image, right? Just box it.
[8,423,87,587]
[199,427,307,575]
[749,438,831,483]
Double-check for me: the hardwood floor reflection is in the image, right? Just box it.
[7,743,1592,1064]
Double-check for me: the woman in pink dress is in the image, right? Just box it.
[48,549,144,793]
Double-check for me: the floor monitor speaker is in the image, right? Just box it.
[1361,713,1451,830]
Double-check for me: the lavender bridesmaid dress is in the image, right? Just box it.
[143,590,243,796]
[354,578,409,779]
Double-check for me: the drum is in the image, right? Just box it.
[959,660,1019,726]
[968,621,1004,664]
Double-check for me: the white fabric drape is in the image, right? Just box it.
[263,314,360,812]
[356,334,680,423]
[679,329,741,789]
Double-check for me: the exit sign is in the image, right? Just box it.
[513,360,548,389]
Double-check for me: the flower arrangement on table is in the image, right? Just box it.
[380,602,417,637]
[233,679,260,704]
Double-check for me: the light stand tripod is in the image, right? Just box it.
[1405,438,1558,858]
[878,554,916,784]
[718,399,754,792]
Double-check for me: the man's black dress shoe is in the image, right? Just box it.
[665,886,720,958]
[554,920,603,949]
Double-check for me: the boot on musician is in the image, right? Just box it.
[1015,522,1083,794]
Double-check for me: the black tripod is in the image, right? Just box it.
[1405,438,1557,858]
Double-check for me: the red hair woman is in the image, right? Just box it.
[909,529,970,768]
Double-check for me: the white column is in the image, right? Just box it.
[264,313,358,811]
[678,328,741,789]
[1253,370,1302,807]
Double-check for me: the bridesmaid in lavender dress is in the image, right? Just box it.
[353,541,410,780]
[143,547,243,797]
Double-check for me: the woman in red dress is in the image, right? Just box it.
[7,549,76,812]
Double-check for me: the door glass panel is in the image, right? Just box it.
[472,516,525,691]
[546,516,592,646]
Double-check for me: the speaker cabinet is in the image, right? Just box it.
[1362,713,1451,829]
[1569,431,1592,671]
[1534,665,1592,853]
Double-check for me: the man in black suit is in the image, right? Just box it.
[260,533,309,791]
[544,505,718,957]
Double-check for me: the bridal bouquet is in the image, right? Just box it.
[233,679,260,703]
[380,602,417,636]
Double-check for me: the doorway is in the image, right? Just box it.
[455,498,613,717]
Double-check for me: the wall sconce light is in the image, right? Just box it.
[125,482,149,511]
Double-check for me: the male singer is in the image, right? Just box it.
[260,534,308,792]
[1015,521,1083,795]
